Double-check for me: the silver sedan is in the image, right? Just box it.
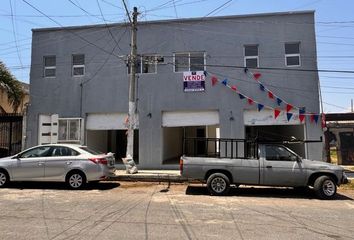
[0,144,115,189]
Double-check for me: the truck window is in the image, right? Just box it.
[265,145,297,161]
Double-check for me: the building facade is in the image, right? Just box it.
[27,11,323,169]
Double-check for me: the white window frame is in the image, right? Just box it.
[43,56,56,78]
[285,42,301,67]
[72,54,85,77]
[173,52,206,72]
[244,45,259,68]
[127,54,158,75]
[58,118,82,143]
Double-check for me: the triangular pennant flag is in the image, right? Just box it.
[253,72,262,80]
[244,68,249,73]
[211,76,218,86]
[274,109,281,119]
[299,107,306,123]
[247,98,254,105]
[259,84,265,91]
[231,85,237,91]
[277,98,282,106]
[268,91,274,99]
[286,104,293,112]
[321,113,326,128]
[203,71,208,76]
[286,112,293,121]
[222,79,228,86]
[257,104,264,111]
[239,94,245,99]
[311,114,319,123]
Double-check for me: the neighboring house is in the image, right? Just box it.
[325,113,354,165]
[27,10,323,169]
[0,82,29,114]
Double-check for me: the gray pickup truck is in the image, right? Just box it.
[180,138,349,199]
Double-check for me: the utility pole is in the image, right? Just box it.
[123,6,138,174]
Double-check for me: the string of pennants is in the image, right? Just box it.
[207,69,324,126]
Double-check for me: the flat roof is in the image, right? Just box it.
[32,10,314,32]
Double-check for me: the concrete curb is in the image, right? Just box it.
[108,174,189,183]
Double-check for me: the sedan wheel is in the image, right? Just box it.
[67,172,86,189]
[0,171,8,187]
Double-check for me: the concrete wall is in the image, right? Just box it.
[28,11,323,168]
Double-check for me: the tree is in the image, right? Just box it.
[0,61,24,113]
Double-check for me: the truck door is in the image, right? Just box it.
[261,145,306,187]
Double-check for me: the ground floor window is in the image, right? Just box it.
[58,118,82,143]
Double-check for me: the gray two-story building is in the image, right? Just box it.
[27,10,323,169]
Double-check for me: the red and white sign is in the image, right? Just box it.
[183,71,205,92]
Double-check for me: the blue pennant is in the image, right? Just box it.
[203,71,208,76]
[259,84,265,91]
[244,68,249,73]
[287,112,293,121]
[239,94,245,99]
[277,98,283,106]
[313,114,319,123]
[258,104,264,111]
[299,107,306,115]
[222,79,228,86]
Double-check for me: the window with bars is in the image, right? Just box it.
[72,54,85,76]
[58,118,82,142]
[43,56,56,77]
[127,55,157,74]
[174,52,205,72]
[285,43,301,67]
[244,45,258,68]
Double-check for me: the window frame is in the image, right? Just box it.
[72,54,85,77]
[285,42,301,67]
[244,45,259,68]
[265,145,299,162]
[173,52,206,72]
[127,54,158,75]
[58,118,82,143]
[43,55,56,78]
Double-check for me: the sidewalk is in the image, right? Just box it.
[109,169,189,183]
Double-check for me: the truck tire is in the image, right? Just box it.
[313,175,337,200]
[206,173,230,196]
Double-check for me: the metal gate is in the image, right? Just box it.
[0,114,23,157]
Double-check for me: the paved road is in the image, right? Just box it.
[0,182,353,240]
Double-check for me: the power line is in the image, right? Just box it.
[204,0,233,17]
[122,0,132,23]
[9,0,23,68]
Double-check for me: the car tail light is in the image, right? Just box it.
[179,158,183,174]
[89,158,108,165]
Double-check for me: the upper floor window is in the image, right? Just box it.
[244,45,258,68]
[128,55,157,74]
[285,42,301,67]
[174,52,205,72]
[72,54,85,76]
[43,56,56,77]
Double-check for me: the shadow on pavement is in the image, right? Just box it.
[4,181,120,191]
[186,185,353,200]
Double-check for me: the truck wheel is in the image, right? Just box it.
[207,173,230,196]
[313,176,337,200]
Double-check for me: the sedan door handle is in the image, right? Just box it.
[38,162,44,166]
[66,161,72,165]
[266,166,272,169]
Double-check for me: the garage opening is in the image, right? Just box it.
[245,125,305,157]
[87,130,139,163]
[162,125,219,164]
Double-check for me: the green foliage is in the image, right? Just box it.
[0,61,24,112]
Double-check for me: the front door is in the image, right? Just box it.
[11,146,50,180]
[261,145,307,187]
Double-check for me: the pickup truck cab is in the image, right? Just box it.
[180,139,349,199]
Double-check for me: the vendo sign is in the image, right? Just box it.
[183,71,205,92]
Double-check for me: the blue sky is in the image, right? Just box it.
[1,0,354,113]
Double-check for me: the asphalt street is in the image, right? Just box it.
[0,182,353,240]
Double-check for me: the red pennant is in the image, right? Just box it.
[268,91,274,99]
[310,114,315,123]
[253,72,261,80]
[299,114,305,123]
[274,109,281,119]
[231,85,237,91]
[321,113,326,128]
[247,98,254,105]
[211,76,218,86]
[286,104,293,112]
